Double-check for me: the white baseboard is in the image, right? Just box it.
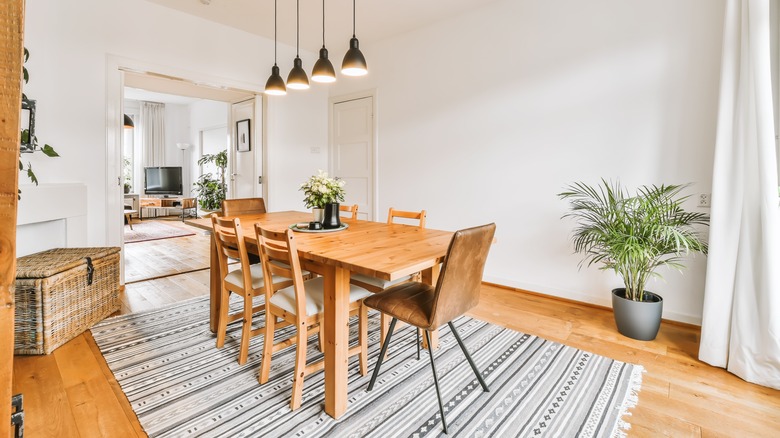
[482,275,702,326]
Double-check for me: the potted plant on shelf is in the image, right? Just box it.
[193,150,227,211]
[558,180,709,341]
[300,170,346,229]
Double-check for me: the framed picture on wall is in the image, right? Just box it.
[236,119,251,152]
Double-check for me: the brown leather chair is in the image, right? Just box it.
[364,222,496,434]
[180,197,198,220]
[221,198,267,217]
[339,204,359,220]
[211,216,292,365]
[256,225,371,410]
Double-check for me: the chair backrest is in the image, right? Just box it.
[339,204,359,220]
[181,198,197,209]
[222,198,267,217]
[429,223,496,330]
[211,216,252,285]
[255,225,308,316]
[387,208,427,228]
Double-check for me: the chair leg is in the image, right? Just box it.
[216,288,230,349]
[259,312,275,384]
[416,328,421,360]
[380,313,391,360]
[317,330,324,353]
[237,294,252,365]
[367,318,397,391]
[358,302,368,376]
[424,330,448,434]
[290,321,308,410]
[448,321,489,392]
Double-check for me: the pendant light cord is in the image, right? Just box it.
[296,0,300,57]
[352,0,356,37]
[273,0,277,65]
[322,0,325,46]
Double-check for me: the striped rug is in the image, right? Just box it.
[91,296,643,437]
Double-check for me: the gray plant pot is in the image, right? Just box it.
[611,288,663,341]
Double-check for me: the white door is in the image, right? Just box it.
[330,96,375,220]
[229,97,262,199]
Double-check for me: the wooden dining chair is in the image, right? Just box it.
[364,223,496,433]
[211,216,293,365]
[222,197,267,217]
[350,208,427,345]
[339,204,359,220]
[256,225,371,410]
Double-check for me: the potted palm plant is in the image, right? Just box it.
[558,180,709,340]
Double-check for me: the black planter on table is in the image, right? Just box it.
[322,203,342,229]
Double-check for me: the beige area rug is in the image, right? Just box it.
[124,220,195,244]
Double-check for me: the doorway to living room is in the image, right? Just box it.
[112,65,260,286]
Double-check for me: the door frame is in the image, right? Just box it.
[105,55,263,283]
[328,89,378,220]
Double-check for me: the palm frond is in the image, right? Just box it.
[558,180,709,300]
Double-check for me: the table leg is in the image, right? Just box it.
[209,233,220,333]
[421,264,441,350]
[323,265,350,419]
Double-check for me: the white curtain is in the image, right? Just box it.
[699,0,780,390]
[140,101,166,167]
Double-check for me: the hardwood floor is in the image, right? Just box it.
[12,223,780,437]
[123,217,211,284]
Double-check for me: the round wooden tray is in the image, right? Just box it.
[289,223,349,233]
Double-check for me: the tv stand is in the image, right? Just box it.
[139,196,184,219]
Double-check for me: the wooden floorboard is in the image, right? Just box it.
[11,219,780,437]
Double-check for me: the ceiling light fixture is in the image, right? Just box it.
[341,0,367,76]
[287,0,310,90]
[311,0,336,83]
[123,114,134,128]
[265,0,287,96]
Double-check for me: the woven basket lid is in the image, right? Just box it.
[16,247,120,279]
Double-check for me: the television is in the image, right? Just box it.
[144,166,183,195]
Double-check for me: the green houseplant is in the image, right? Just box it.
[558,180,709,340]
[19,47,59,199]
[193,150,227,211]
[299,170,345,225]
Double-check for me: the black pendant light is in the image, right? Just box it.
[311,0,336,83]
[265,0,287,96]
[341,0,367,76]
[123,114,134,128]
[287,0,310,90]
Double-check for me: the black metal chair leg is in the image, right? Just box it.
[425,330,448,434]
[448,321,489,392]
[416,328,421,360]
[367,318,398,391]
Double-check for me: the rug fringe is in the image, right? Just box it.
[613,365,645,438]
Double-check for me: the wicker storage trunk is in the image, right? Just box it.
[14,247,121,355]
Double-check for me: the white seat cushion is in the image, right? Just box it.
[350,273,413,290]
[224,264,289,290]
[270,276,372,317]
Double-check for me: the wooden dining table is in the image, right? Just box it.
[184,210,453,419]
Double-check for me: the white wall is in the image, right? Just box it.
[21,0,327,247]
[331,0,725,323]
[266,89,330,212]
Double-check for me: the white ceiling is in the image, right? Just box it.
[146,0,500,53]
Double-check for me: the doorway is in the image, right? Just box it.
[107,61,261,284]
[329,93,376,220]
